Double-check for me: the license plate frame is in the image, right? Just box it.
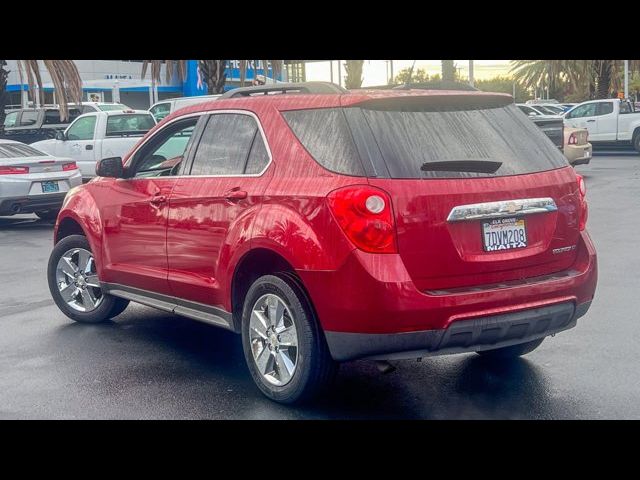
[41,181,59,193]
[482,217,527,252]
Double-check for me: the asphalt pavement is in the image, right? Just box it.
[1,152,639,419]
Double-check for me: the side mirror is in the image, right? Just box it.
[55,131,66,141]
[96,157,124,178]
[528,112,537,117]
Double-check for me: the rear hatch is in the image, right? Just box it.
[355,97,581,291]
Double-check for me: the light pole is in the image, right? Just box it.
[469,60,474,87]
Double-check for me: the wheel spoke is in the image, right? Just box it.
[77,249,91,273]
[60,256,77,278]
[252,309,269,333]
[80,288,96,309]
[59,283,78,303]
[85,274,100,288]
[277,326,297,346]
[254,341,273,375]
[268,296,285,329]
[275,351,294,384]
[84,256,94,275]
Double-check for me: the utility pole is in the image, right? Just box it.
[337,60,342,87]
[329,61,334,84]
[469,60,474,87]
[390,60,394,84]
[624,60,629,99]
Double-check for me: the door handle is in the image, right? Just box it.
[150,195,167,205]
[586,120,596,122]
[85,145,93,150]
[224,189,248,201]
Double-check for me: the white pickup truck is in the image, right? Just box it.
[563,99,640,151]
[32,110,156,179]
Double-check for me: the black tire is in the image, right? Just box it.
[47,234,129,323]
[633,131,640,153]
[35,209,60,221]
[476,338,544,360]
[241,273,337,404]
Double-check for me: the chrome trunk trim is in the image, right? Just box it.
[447,197,557,222]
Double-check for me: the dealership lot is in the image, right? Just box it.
[0,152,638,419]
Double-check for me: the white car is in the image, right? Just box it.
[73,102,132,113]
[149,95,221,122]
[32,110,156,179]
[0,140,82,219]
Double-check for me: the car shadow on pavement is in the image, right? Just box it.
[0,216,55,230]
[48,308,578,419]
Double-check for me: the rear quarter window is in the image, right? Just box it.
[282,108,365,176]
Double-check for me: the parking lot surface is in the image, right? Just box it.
[1,152,639,419]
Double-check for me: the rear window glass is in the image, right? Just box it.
[0,143,46,158]
[98,104,129,111]
[361,104,568,178]
[43,108,82,124]
[282,108,364,176]
[106,114,155,136]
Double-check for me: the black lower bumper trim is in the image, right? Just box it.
[0,193,66,216]
[325,301,592,362]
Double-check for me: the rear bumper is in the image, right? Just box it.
[298,230,597,361]
[565,144,592,165]
[325,300,590,361]
[0,192,67,215]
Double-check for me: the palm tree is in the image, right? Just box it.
[441,60,456,82]
[142,60,283,96]
[343,60,364,89]
[0,60,83,131]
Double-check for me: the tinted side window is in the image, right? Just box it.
[20,111,38,126]
[282,108,364,176]
[190,114,257,176]
[245,134,270,174]
[43,108,82,124]
[3,112,18,127]
[568,103,597,119]
[67,116,97,141]
[150,103,171,121]
[596,102,614,116]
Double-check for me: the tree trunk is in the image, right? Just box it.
[441,60,456,82]
[0,60,8,135]
[344,60,364,89]
[596,60,612,99]
[199,60,227,95]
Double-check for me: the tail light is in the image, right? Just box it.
[576,174,588,231]
[0,166,29,175]
[62,162,78,171]
[327,185,397,254]
[568,133,577,145]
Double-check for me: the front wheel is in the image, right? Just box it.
[633,132,640,153]
[476,338,544,360]
[47,234,129,323]
[241,274,337,404]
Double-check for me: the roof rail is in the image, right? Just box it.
[219,81,347,99]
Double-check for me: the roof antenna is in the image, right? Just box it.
[405,60,417,88]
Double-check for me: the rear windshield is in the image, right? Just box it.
[44,108,82,124]
[0,143,46,158]
[284,104,568,179]
[98,104,129,111]
[106,114,155,136]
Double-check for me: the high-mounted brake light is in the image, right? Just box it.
[0,166,29,175]
[327,185,397,254]
[62,162,78,171]
[576,174,588,231]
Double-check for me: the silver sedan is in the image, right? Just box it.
[0,140,82,220]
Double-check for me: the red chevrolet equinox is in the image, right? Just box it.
[47,86,597,403]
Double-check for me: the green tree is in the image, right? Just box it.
[392,67,430,85]
[474,76,531,102]
[0,60,83,132]
[343,60,364,89]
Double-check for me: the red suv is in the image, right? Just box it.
[47,86,597,403]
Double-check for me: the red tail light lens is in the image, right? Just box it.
[576,174,588,231]
[62,162,78,171]
[568,133,577,145]
[327,185,397,253]
[0,166,29,175]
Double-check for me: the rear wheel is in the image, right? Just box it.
[476,338,544,360]
[35,209,60,221]
[241,274,337,404]
[47,234,129,323]
[633,131,640,153]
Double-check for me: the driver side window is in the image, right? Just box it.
[567,103,596,119]
[67,115,97,140]
[131,118,198,178]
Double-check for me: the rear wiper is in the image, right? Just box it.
[420,160,502,174]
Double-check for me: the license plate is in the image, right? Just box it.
[482,217,527,252]
[584,150,591,158]
[41,181,59,193]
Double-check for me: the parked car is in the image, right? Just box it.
[563,98,640,151]
[149,95,221,122]
[563,127,592,166]
[47,84,597,404]
[0,140,82,219]
[1,107,84,144]
[32,110,155,179]
[73,102,132,113]
[517,104,564,149]
[526,99,560,105]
